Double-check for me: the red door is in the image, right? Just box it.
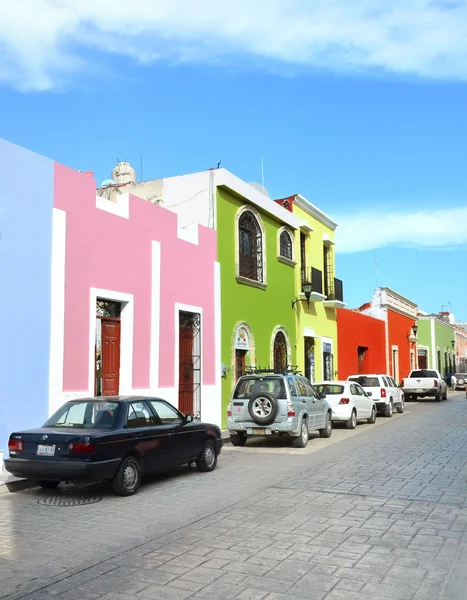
[101,320,121,396]
[179,324,194,414]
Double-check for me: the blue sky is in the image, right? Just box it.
[1,1,467,319]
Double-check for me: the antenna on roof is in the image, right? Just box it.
[261,150,265,190]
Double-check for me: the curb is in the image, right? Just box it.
[0,475,37,495]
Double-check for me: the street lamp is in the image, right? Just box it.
[292,281,313,309]
[412,325,418,337]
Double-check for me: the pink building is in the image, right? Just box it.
[49,163,221,425]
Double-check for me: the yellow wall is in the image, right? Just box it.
[293,201,338,382]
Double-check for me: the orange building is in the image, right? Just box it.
[337,309,386,379]
[357,288,418,384]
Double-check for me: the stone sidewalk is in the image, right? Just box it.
[1,394,467,600]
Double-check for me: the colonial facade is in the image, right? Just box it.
[117,166,299,426]
[336,309,386,378]
[416,313,456,375]
[274,194,344,383]
[0,141,221,461]
[358,287,418,383]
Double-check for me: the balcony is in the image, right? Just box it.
[299,267,326,303]
[324,277,346,308]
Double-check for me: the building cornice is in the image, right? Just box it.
[418,315,456,330]
[214,169,299,229]
[294,194,338,231]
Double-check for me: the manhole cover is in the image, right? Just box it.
[37,495,103,507]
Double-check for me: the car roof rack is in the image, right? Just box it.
[242,365,302,376]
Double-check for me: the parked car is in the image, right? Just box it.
[402,369,447,402]
[453,373,467,391]
[314,381,376,429]
[226,369,332,448]
[4,396,223,496]
[347,374,404,417]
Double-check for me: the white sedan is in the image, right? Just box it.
[314,380,376,429]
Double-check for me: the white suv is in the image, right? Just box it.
[347,374,404,417]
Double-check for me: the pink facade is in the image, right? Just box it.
[51,163,220,422]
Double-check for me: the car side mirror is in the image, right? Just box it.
[366,391,372,397]
[317,392,326,400]
[184,414,194,424]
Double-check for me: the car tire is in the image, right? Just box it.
[37,480,60,489]
[248,392,278,426]
[443,390,448,400]
[112,456,141,496]
[292,419,309,448]
[436,391,442,402]
[229,433,247,447]
[367,407,376,424]
[384,401,393,418]
[197,440,218,472]
[346,409,357,430]
[319,412,333,438]
[397,399,405,413]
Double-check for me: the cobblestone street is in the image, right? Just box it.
[2,393,467,600]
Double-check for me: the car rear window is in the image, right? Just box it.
[410,370,438,378]
[348,376,379,387]
[234,377,287,399]
[315,385,344,395]
[43,401,119,428]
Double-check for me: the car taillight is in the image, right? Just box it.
[68,442,95,454]
[381,388,386,398]
[339,398,350,404]
[8,439,24,452]
[226,404,232,417]
[287,402,295,417]
[434,380,438,387]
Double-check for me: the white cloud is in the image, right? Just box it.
[2,0,467,90]
[335,206,467,253]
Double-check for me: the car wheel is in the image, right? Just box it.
[229,433,247,447]
[248,392,278,426]
[37,480,60,489]
[397,399,405,414]
[112,456,141,496]
[292,419,309,448]
[197,440,218,472]
[346,409,357,430]
[436,391,442,402]
[367,407,376,424]
[384,401,393,417]
[319,412,333,438]
[443,390,448,400]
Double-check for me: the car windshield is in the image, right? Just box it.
[410,370,438,378]
[234,377,287,399]
[454,374,467,378]
[349,376,379,388]
[315,384,344,395]
[43,401,119,429]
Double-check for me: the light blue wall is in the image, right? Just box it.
[0,139,54,459]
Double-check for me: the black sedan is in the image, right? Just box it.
[4,396,223,496]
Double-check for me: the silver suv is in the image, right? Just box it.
[226,369,332,448]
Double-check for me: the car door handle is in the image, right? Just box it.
[134,432,144,438]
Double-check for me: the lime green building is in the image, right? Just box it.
[416,313,456,375]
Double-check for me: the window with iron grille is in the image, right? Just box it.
[279,230,293,260]
[239,211,263,282]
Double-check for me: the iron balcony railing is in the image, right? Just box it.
[326,277,344,302]
[301,267,323,295]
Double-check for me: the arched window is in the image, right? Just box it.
[273,331,288,373]
[239,211,263,282]
[279,230,293,260]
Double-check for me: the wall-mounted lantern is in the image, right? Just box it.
[292,281,313,309]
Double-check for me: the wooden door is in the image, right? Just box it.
[101,319,121,396]
[235,350,247,381]
[179,323,194,414]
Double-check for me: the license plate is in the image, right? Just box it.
[252,428,266,435]
[416,389,424,393]
[37,444,56,456]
